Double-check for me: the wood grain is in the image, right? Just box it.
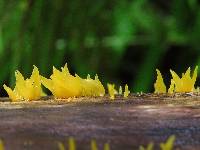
[0,94,200,150]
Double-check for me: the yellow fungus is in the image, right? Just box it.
[169,66,198,93]
[139,142,154,150]
[0,140,4,150]
[154,66,198,93]
[168,80,175,94]
[160,135,175,150]
[123,84,130,98]
[91,140,98,150]
[154,69,166,93]
[118,86,122,95]
[107,83,116,100]
[3,66,42,101]
[58,142,65,150]
[41,64,105,99]
[103,143,110,150]
[69,137,76,150]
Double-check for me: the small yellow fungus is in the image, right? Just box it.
[3,66,42,101]
[91,140,110,150]
[169,66,198,93]
[160,135,175,150]
[154,69,166,93]
[139,142,154,150]
[58,142,65,150]
[103,143,110,150]
[139,135,175,150]
[118,86,122,95]
[107,83,116,100]
[91,140,98,150]
[0,140,4,150]
[124,84,130,98]
[41,64,105,99]
[168,80,175,94]
[154,66,198,93]
[69,137,76,150]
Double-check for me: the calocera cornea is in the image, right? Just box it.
[154,69,166,94]
[154,66,198,93]
[107,83,117,100]
[41,64,105,99]
[3,66,43,101]
[124,84,130,98]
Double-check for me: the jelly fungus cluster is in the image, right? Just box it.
[3,66,43,101]
[41,64,105,99]
[4,63,197,102]
[3,64,107,101]
[154,66,198,94]
[107,83,130,100]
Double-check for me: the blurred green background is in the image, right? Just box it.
[0,0,200,95]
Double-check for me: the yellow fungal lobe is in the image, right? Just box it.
[58,142,65,150]
[139,142,154,150]
[154,69,166,93]
[0,140,4,150]
[103,143,110,150]
[168,80,175,94]
[79,74,105,97]
[41,64,105,99]
[169,66,198,93]
[124,84,130,98]
[107,83,117,100]
[160,135,175,150]
[91,140,98,150]
[3,66,42,101]
[69,137,76,150]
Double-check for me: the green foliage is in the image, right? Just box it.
[0,0,200,94]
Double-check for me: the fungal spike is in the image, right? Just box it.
[104,143,110,150]
[168,80,175,94]
[124,84,130,98]
[69,137,76,150]
[107,83,115,100]
[139,142,154,150]
[31,65,41,96]
[3,85,20,101]
[87,74,91,79]
[61,63,70,75]
[170,69,180,83]
[192,66,198,83]
[0,140,4,150]
[91,140,98,150]
[58,142,65,150]
[185,67,191,77]
[160,135,175,150]
[52,66,57,74]
[75,74,80,78]
[41,76,53,92]
[95,74,98,80]
[154,69,166,93]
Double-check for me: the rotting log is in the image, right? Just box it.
[0,94,200,150]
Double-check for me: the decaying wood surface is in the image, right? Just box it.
[0,93,200,150]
